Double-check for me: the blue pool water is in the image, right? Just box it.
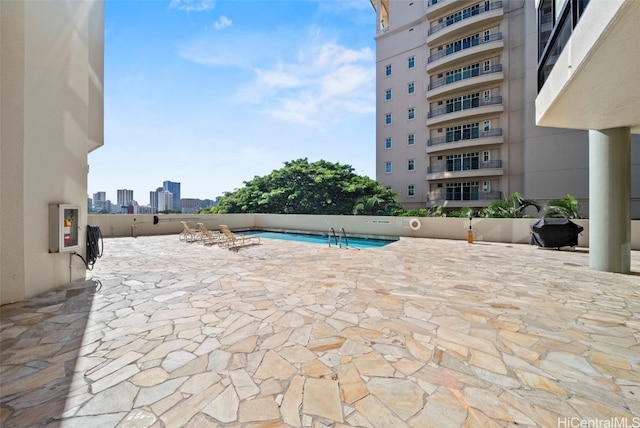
[239,231,397,249]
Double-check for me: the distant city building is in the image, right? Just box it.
[158,191,173,212]
[87,197,92,212]
[181,198,201,214]
[93,191,106,203]
[201,199,216,209]
[137,205,156,214]
[163,181,180,212]
[149,189,160,211]
[117,189,133,209]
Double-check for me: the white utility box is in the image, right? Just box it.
[49,204,81,253]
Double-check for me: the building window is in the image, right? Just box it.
[445,34,479,55]
[484,90,491,101]
[408,185,415,197]
[407,134,415,146]
[385,113,392,125]
[484,59,491,71]
[483,180,491,192]
[446,122,479,142]
[385,89,392,101]
[408,56,415,69]
[446,93,480,112]
[483,150,490,162]
[408,159,415,171]
[408,108,415,120]
[484,30,491,41]
[446,152,480,171]
[385,162,392,173]
[407,82,415,94]
[483,120,491,131]
[446,63,479,83]
[446,181,479,200]
[385,137,392,149]
[385,64,392,76]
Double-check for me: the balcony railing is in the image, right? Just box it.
[428,190,503,202]
[428,1,503,36]
[428,128,503,146]
[428,33,503,64]
[428,96,503,119]
[428,64,503,91]
[427,160,502,174]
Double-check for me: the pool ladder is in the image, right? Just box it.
[328,227,353,249]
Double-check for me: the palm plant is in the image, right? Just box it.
[481,192,541,218]
[543,194,581,218]
[353,195,384,215]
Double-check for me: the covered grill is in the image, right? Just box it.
[530,218,584,249]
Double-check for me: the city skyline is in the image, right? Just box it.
[88,0,377,207]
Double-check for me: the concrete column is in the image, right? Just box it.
[589,127,631,273]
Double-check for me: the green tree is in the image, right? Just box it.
[480,192,541,218]
[207,159,399,215]
[543,194,581,218]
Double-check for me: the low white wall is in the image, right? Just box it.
[88,214,256,238]
[88,213,640,250]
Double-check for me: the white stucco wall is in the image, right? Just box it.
[0,1,104,305]
[88,213,640,251]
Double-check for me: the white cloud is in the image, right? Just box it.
[170,0,214,12]
[250,40,375,126]
[213,16,232,30]
[179,28,375,127]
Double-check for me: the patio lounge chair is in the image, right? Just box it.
[197,223,224,246]
[218,225,260,250]
[179,221,201,243]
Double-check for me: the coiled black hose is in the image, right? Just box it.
[84,225,103,270]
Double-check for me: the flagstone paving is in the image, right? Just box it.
[1,235,639,427]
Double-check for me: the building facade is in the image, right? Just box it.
[372,0,638,215]
[163,181,181,212]
[1,1,104,304]
[180,198,202,214]
[157,191,174,213]
[535,0,640,272]
[117,189,134,208]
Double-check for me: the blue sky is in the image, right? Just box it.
[88,0,377,206]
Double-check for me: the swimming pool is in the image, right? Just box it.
[238,231,397,249]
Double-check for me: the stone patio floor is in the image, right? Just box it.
[1,235,639,427]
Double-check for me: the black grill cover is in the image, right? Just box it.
[530,218,584,248]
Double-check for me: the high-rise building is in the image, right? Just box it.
[371,0,639,215]
[158,191,173,212]
[150,187,162,211]
[117,189,133,208]
[93,191,106,203]
[163,181,181,212]
[535,0,640,272]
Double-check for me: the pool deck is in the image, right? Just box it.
[1,235,639,427]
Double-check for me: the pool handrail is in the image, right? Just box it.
[328,227,339,247]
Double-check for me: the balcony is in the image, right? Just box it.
[427,190,503,207]
[427,2,504,47]
[426,159,503,180]
[427,64,503,99]
[427,96,503,126]
[427,33,503,74]
[426,0,476,20]
[427,128,503,153]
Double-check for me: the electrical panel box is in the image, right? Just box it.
[49,204,80,253]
